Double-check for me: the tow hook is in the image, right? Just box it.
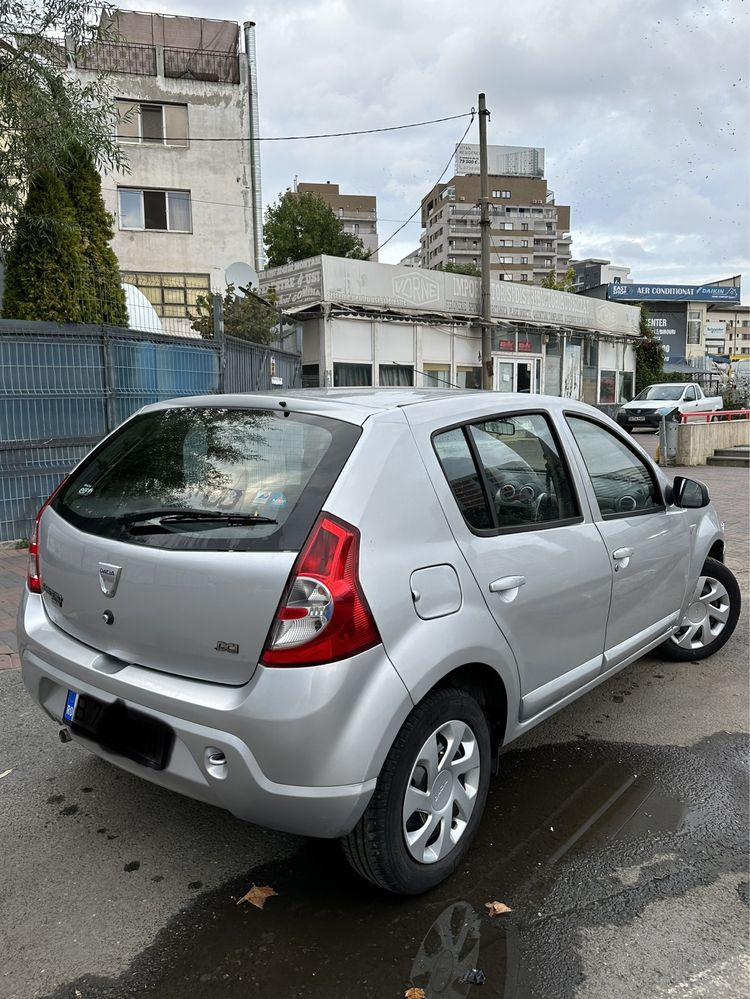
[58,727,72,744]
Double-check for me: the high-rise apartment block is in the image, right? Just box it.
[420,144,571,284]
[296,182,379,260]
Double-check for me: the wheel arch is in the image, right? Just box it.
[431,662,509,773]
[707,538,725,563]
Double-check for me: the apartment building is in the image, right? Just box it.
[571,258,632,293]
[296,182,378,260]
[71,10,262,328]
[705,303,750,356]
[419,145,572,284]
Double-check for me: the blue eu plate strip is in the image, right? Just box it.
[63,689,78,724]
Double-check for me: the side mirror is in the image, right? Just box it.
[672,475,710,508]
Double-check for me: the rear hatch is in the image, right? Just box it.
[42,404,360,685]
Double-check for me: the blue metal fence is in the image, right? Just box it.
[0,320,302,542]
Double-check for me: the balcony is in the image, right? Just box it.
[164,45,240,84]
[76,40,157,76]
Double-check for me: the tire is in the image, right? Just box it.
[342,687,491,895]
[657,557,741,662]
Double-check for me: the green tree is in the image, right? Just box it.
[59,142,127,326]
[264,191,368,268]
[1,168,88,322]
[436,261,480,277]
[0,0,125,257]
[634,303,665,394]
[541,266,576,291]
[190,285,279,344]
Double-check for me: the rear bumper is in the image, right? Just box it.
[17,593,413,838]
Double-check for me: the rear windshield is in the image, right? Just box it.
[53,407,360,552]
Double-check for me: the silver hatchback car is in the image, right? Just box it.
[18,390,740,894]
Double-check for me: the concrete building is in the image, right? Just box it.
[419,145,572,285]
[398,248,423,268]
[296,182,378,260]
[571,258,632,293]
[70,10,262,329]
[260,256,640,406]
[705,304,750,356]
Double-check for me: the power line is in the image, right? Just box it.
[373,110,476,257]
[111,110,474,144]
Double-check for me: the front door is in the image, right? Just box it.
[431,411,613,721]
[565,415,691,666]
[494,357,542,393]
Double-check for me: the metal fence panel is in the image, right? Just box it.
[223,336,301,393]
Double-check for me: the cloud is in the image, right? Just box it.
[115,0,749,290]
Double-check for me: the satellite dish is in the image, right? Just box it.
[122,284,164,334]
[225,262,258,296]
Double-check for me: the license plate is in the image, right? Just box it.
[63,689,78,723]
[630,416,646,422]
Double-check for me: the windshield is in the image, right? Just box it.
[633,385,686,401]
[53,407,360,551]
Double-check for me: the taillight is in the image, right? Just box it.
[261,514,380,667]
[27,477,67,594]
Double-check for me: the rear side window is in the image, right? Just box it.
[53,408,360,551]
[434,413,579,533]
[567,416,661,518]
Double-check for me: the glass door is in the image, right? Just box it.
[493,357,542,393]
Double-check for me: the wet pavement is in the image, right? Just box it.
[35,732,748,999]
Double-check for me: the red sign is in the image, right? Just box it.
[518,340,533,352]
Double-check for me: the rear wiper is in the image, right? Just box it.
[122,509,277,527]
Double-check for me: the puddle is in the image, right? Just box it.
[44,734,750,999]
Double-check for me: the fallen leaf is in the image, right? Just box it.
[485,900,512,916]
[404,989,427,999]
[0,769,12,780]
[75,991,82,998]
[236,884,277,909]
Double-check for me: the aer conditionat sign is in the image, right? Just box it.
[608,282,740,303]
[261,256,640,337]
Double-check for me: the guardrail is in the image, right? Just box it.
[680,409,750,424]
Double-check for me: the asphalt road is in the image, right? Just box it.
[1,598,747,999]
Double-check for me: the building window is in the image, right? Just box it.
[121,271,209,319]
[497,256,513,264]
[546,223,554,231]
[334,363,371,386]
[687,311,701,345]
[491,190,512,198]
[502,223,513,230]
[520,274,529,281]
[116,100,188,147]
[456,365,482,389]
[379,364,413,386]
[619,371,634,403]
[423,364,451,387]
[353,222,360,233]
[599,369,617,404]
[521,256,528,264]
[302,364,320,388]
[521,223,529,231]
[521,239,529,247]
[118,188,192,232]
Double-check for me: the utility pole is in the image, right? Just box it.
[478,93,492,389]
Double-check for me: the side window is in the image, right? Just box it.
[434,414,579,532]
[434,429,493,530]
[685,385,697,401]
[567,417,661,518]
[469,415,579,528]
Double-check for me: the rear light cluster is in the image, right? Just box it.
[27,477,67,593]
[261,514,380,667]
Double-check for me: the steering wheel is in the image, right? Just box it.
[532,491,549,521]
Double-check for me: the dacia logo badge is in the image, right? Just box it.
[98,562,122,598]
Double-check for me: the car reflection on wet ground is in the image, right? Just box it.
[45,732,747,999]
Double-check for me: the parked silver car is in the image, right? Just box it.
[18,390,741,894]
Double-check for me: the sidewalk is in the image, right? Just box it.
[1,457,747,668]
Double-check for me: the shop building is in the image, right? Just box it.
[260,256,640,406]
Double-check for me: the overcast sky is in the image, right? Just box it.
[128,0,748,291]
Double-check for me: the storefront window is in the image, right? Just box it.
[379,364,413,386]
[619,371,634,403]
[456,365,482,389]
[517,330,542,353]
[334,363,372,386]
[582,338,599,406]
[599,369,617,404]
[302,364,319,388]
[423,364,451,387]
[492,329,516,351]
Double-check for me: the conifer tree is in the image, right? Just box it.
[1,169,87,323]
[60,142,128,326]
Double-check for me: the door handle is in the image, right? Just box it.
[489,575,526,594]
[612,548,633,559]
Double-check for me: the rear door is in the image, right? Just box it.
[564,415,691,666]
[423,409,613,721]
[43,404,360,684]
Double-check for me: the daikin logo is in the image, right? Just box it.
[393,273,440,306]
